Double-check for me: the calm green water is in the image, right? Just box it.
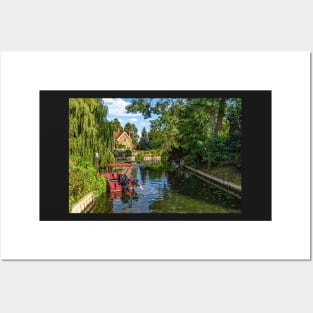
[90,164,241,214]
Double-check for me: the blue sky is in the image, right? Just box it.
[102,98,155,136]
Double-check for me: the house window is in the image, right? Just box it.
[123,138,126,142]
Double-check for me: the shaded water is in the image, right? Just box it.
[90,164,241,214]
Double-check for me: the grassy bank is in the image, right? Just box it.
[198,164,241,186]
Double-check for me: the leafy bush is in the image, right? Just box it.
[69,156,107,209]
[135,153,144,162]
[95,175,107,195]
[200,137,229,168]
[124,149,132,157]
[183,154,195,165]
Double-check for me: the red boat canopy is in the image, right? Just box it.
[107,163,131,167]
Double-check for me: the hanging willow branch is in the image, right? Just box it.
[69,98,115,166]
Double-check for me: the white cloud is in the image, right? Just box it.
[102,98,140,117]
[129,118,138,122]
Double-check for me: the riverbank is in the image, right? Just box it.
[198,164,241,186]
[71,192,94,213]
[183,165,241,197]
[69,156,107,210]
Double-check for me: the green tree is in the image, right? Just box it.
[69,98,115,167]
[111,118,123,132]
[148,128,164,150]
[138,127,150,150]
[69,98,116,209]
[225,98,242,167]
[126,97,241,168]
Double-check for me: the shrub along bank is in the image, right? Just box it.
[69,156,106,209]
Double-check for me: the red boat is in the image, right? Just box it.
[102,163,138,193]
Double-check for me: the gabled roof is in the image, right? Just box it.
[115,131,132,142]
[113,129,122,139]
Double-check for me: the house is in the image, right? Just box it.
[113,128,133,150]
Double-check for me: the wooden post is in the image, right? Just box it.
[95,152,99,180]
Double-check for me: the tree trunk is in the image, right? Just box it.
[207,159,211,170]
[208,99,215,135]
[214,98,226,136]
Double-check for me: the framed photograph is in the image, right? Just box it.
[0,52,310,260]
[40,90,271,221]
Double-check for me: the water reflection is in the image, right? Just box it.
[90,164,241,214]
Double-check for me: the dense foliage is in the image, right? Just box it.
[124,149,132,157]
[69,98,115,167]
[69,98,116,209]
[111,118,123,132]
[126,98,241,170]
[135,153,144,162]
[69,156,107,208]
[138,127,150,150]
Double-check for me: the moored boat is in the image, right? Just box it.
[102,163,138,193]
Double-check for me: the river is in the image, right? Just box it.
[89,164,241,214]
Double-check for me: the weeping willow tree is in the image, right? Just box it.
[69,98,115,167]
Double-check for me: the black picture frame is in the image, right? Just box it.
[40,90,271,221]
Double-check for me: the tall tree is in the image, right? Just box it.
[214,98,226,136]
[111,118,123,132]
[69,98,115,167]
[226,98,242,153]
[148,128,164,150]
[138,127,150,150]
[126,97,241,167]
